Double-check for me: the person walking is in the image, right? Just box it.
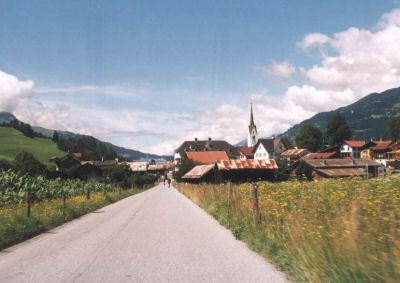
[167,178,171,188]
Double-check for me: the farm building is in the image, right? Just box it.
[304,158,382,178]
[303,152,338,159]
[216,159,277,182]
[182,164,216,183]
[281,148,309,164]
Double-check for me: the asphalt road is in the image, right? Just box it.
[0,184,288,283]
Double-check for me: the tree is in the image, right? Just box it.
[326,114,351,145]
[295,124,324,152]
[388,115,400,141]
[274,158,291,181]
[103,164,130,186]
[13,151,46,176]
[52,131,59,143]
[295,160,313,181]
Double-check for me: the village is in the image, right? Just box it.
[49,104,400,185]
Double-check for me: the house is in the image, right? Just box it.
[281,148,309,164]
[50,153,81,172]
[304,158,382,179]
[360,141,393,165]
[174,138,241,165]
[237,146,255,160]
[253,137,294,160]
[186,151,229,164]
[74,163,103,182]
[387,140,400,160]
[340,141,366,158]
[91,160,118,169]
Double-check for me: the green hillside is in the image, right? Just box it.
[279,87,400,143]
[0,127,66,164]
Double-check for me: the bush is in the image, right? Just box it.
[103,164,130,186]
[295,160,313,181]
[0,159,12,171]
[274,158,291,181]
[12,152,46,176]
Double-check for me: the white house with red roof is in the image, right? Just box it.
[340,140,366,158]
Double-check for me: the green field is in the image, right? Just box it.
[0,127,66,164]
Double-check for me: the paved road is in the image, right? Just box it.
[0,184,288,283]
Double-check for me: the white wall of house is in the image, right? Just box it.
[174,152,181,165]
[254,143,270,160]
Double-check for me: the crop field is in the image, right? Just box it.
[0,127,65,164]
[0,170,113,206]
[0,170,150,250]
[177,174,400,282]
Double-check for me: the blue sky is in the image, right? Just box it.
[1,1,400,154]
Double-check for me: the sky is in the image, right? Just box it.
[1,0,400,155]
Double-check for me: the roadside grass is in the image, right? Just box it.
[176,175,400,282]
[0,186,151,250]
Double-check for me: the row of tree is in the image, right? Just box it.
[55,136,118,161]
[295,113,400,152]
[1,119,44,138]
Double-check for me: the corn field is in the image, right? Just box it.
[0,170,113,207]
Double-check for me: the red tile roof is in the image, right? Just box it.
[72,153,82,159]
[281,148,309,157]
[216,159,278,170]
[186,151,229,164]
[148,164,166,171]
[372,141,392,150]
[344,141,366,148]
[303,152,336,159]
[237,146,254,157]
[182,164,215,179]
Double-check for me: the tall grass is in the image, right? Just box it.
[177,175,400,282]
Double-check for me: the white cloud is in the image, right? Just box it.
[34,84,148,98]
[298,33,330,49]
[0,70,34,112]
[254,61,296,79]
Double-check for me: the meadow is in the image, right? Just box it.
[177,174,400,282]
[0,127,65,164]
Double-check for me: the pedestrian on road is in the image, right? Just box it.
[167,178,171,188]
[163,176,166,186]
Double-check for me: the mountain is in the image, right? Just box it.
[0,112,172,160]
[279,87,400,143]
[0,127,65,164]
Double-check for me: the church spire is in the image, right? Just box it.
[250,103,255,127]
[247,103,258,147]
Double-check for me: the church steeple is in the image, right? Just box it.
[247,103,258,147]
[249,103,255,128]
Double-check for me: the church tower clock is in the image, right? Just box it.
[247,103,259,147]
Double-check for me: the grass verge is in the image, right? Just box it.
[176,175,400,283]
[0,186,151,250]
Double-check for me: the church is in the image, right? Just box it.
[237,104,294,160]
